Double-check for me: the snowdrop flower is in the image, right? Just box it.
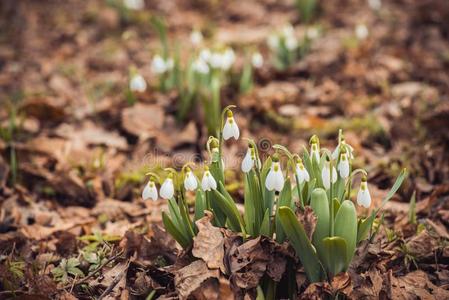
[367,0,381,11]
[267,35,280,50]
[199,48,211,63]
[285,36,298,50]
[142,178,158,201]
[337,150,350,179]
[355,24,369,40]
[222,110,240,140]
[209,52,223,69]
[201,167,217,191]
[332,139,354,160]
[295,159,310,184]
[129,74,147,93]
[306,27,320,40]
[221,48,236,71]
[190,30,203,46]
[251,52,264,69]
[310,135,320,162]
[160,174,175,199]
[357,176,371,208]
[322,160,337,189]
[151,55,168,74]
[123,0,144,10]
[265,158,285,192]
[282,24,295,38]
[192,58,210,75]
[184,168,198,191]
[241,146,256,173]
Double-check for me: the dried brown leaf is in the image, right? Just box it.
[174,259,219,300]
[192,213,225,271]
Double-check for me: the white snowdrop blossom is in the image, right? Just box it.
[221,48,236,71]
[142,179,158,201]
[310,142,320,162]
[184,169,198,191]
[199,48,211,63]
[322,161,337,189]
[151,55,173,74]
[355,24,369,40]
[295,161,310,184]
[367,0,381,10]
[241,147,255,173]
[285,36,298,50]
[129,74,147,93]
[160,175,175,199]
[123,0,144,10]
[337,152,350,179]
[209,52,223,69]
[357,177,371,208]
[267,35,280,50]
[222,110,240,140]
[265,161,285,192]
[192,58,210,75]
[306,27,320,40]
[201,167,217,191]
[282,24,295,37]
[332,140,354,160]
[251,52,264,68]
[190,30,203,46]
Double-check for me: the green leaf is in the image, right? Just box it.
[260,209,271,237]
[379,168,408,209]
[322,237,347,277]
[212,188,244,233]
[310,188,330,262]
[194,189,206,222]
[278,206,323,282]
[334,200,357,268]
[162,212,191,248]
[275,179,292,243]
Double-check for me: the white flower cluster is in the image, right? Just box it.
[142,110,371,208]
[267,24,299,51]
[129,73,147,93]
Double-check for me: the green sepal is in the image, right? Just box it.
[278,206,324,282]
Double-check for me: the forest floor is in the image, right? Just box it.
[0,0,449,299]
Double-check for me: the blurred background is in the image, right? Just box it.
[0,0,449,297]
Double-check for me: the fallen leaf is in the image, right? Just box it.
[174,259,219,300]
[192,213,225,272]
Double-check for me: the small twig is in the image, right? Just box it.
[58,250,124,291]
[98,260,130,300]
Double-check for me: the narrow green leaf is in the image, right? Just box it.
[212,189,244,233]
[260,209,271,237]
[162,212,190,248]
[194,189,206,221]
[276,180,292,243]
[278,206,323,282]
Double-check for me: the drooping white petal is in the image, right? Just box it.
[251,52,264,68]
[241,149,254,173]
[265,162,284,192]
[296,164,310,184]
[129,74,147,92]
[209,52,223,69]
[184,171,198,191]
[338,154,350,179]
[142,181,158,200]
[222,117,239,140]
[322,164,337,189]
[357,182,371,208]
[192,58,210,75]
[285,36,298,50]
[199,48,211,62]
[368,0,382,11]
[221,48,235,70]
[160,178,174,199]
[267,35,280,50]
[201,171,216,191]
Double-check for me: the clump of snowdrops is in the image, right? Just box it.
[142,105,407,285]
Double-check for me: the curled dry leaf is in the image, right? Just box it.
[297,206,317,241]
[388,270,449,299]
[405,229,439,260]
[174,259,219,300]
[192,213,225,272]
